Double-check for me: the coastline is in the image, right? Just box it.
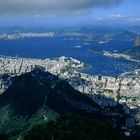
[103,50,140,63]
[0,54,140,131]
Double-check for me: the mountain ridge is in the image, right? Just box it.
[0,67,108,139]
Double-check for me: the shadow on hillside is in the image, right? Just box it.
[0,67,139,139]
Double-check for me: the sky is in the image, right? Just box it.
[0,0,140,27]
[92,0,140,17]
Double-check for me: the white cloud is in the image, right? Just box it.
[108,14,125,18]
[34,14,41,18]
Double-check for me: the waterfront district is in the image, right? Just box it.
[0,55,140,131]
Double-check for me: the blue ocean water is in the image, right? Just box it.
[0,37,139,76]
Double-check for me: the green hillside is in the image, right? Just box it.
[0,68,104,139]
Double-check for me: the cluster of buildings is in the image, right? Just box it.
[0,56,85,94]
[103,50,140,63]
[103,50,131,60]
[60,69,140,109]
[0,55,140,132]
[58,67,140,134]
[0,32,55,40]
[0,55,140,110]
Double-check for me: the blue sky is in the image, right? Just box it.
[0,0,140,27]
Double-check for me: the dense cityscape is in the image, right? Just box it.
[0,55,140,136]
[0,0,140,139]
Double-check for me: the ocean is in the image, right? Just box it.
[0,37,139,76]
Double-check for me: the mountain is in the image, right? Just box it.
[22,113,124,140]
[0,66,109,139]
[114,31,137,40]
[0,67,100,116]
[122,36,140,60]
[124,47,140,60]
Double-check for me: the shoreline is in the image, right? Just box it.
[103,51,140,63]
[0,54,139,77]
[0,54,140,129]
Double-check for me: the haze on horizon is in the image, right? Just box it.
[0,0,140,27]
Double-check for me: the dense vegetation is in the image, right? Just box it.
[0,68,139,140]
[0,68,103,139]
[17,113,124,140]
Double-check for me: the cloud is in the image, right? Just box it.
[0,0,123,15]
[108,14,125,18]
[95,14,140,24]
[34,14,41,18]
[96,14,126,21]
